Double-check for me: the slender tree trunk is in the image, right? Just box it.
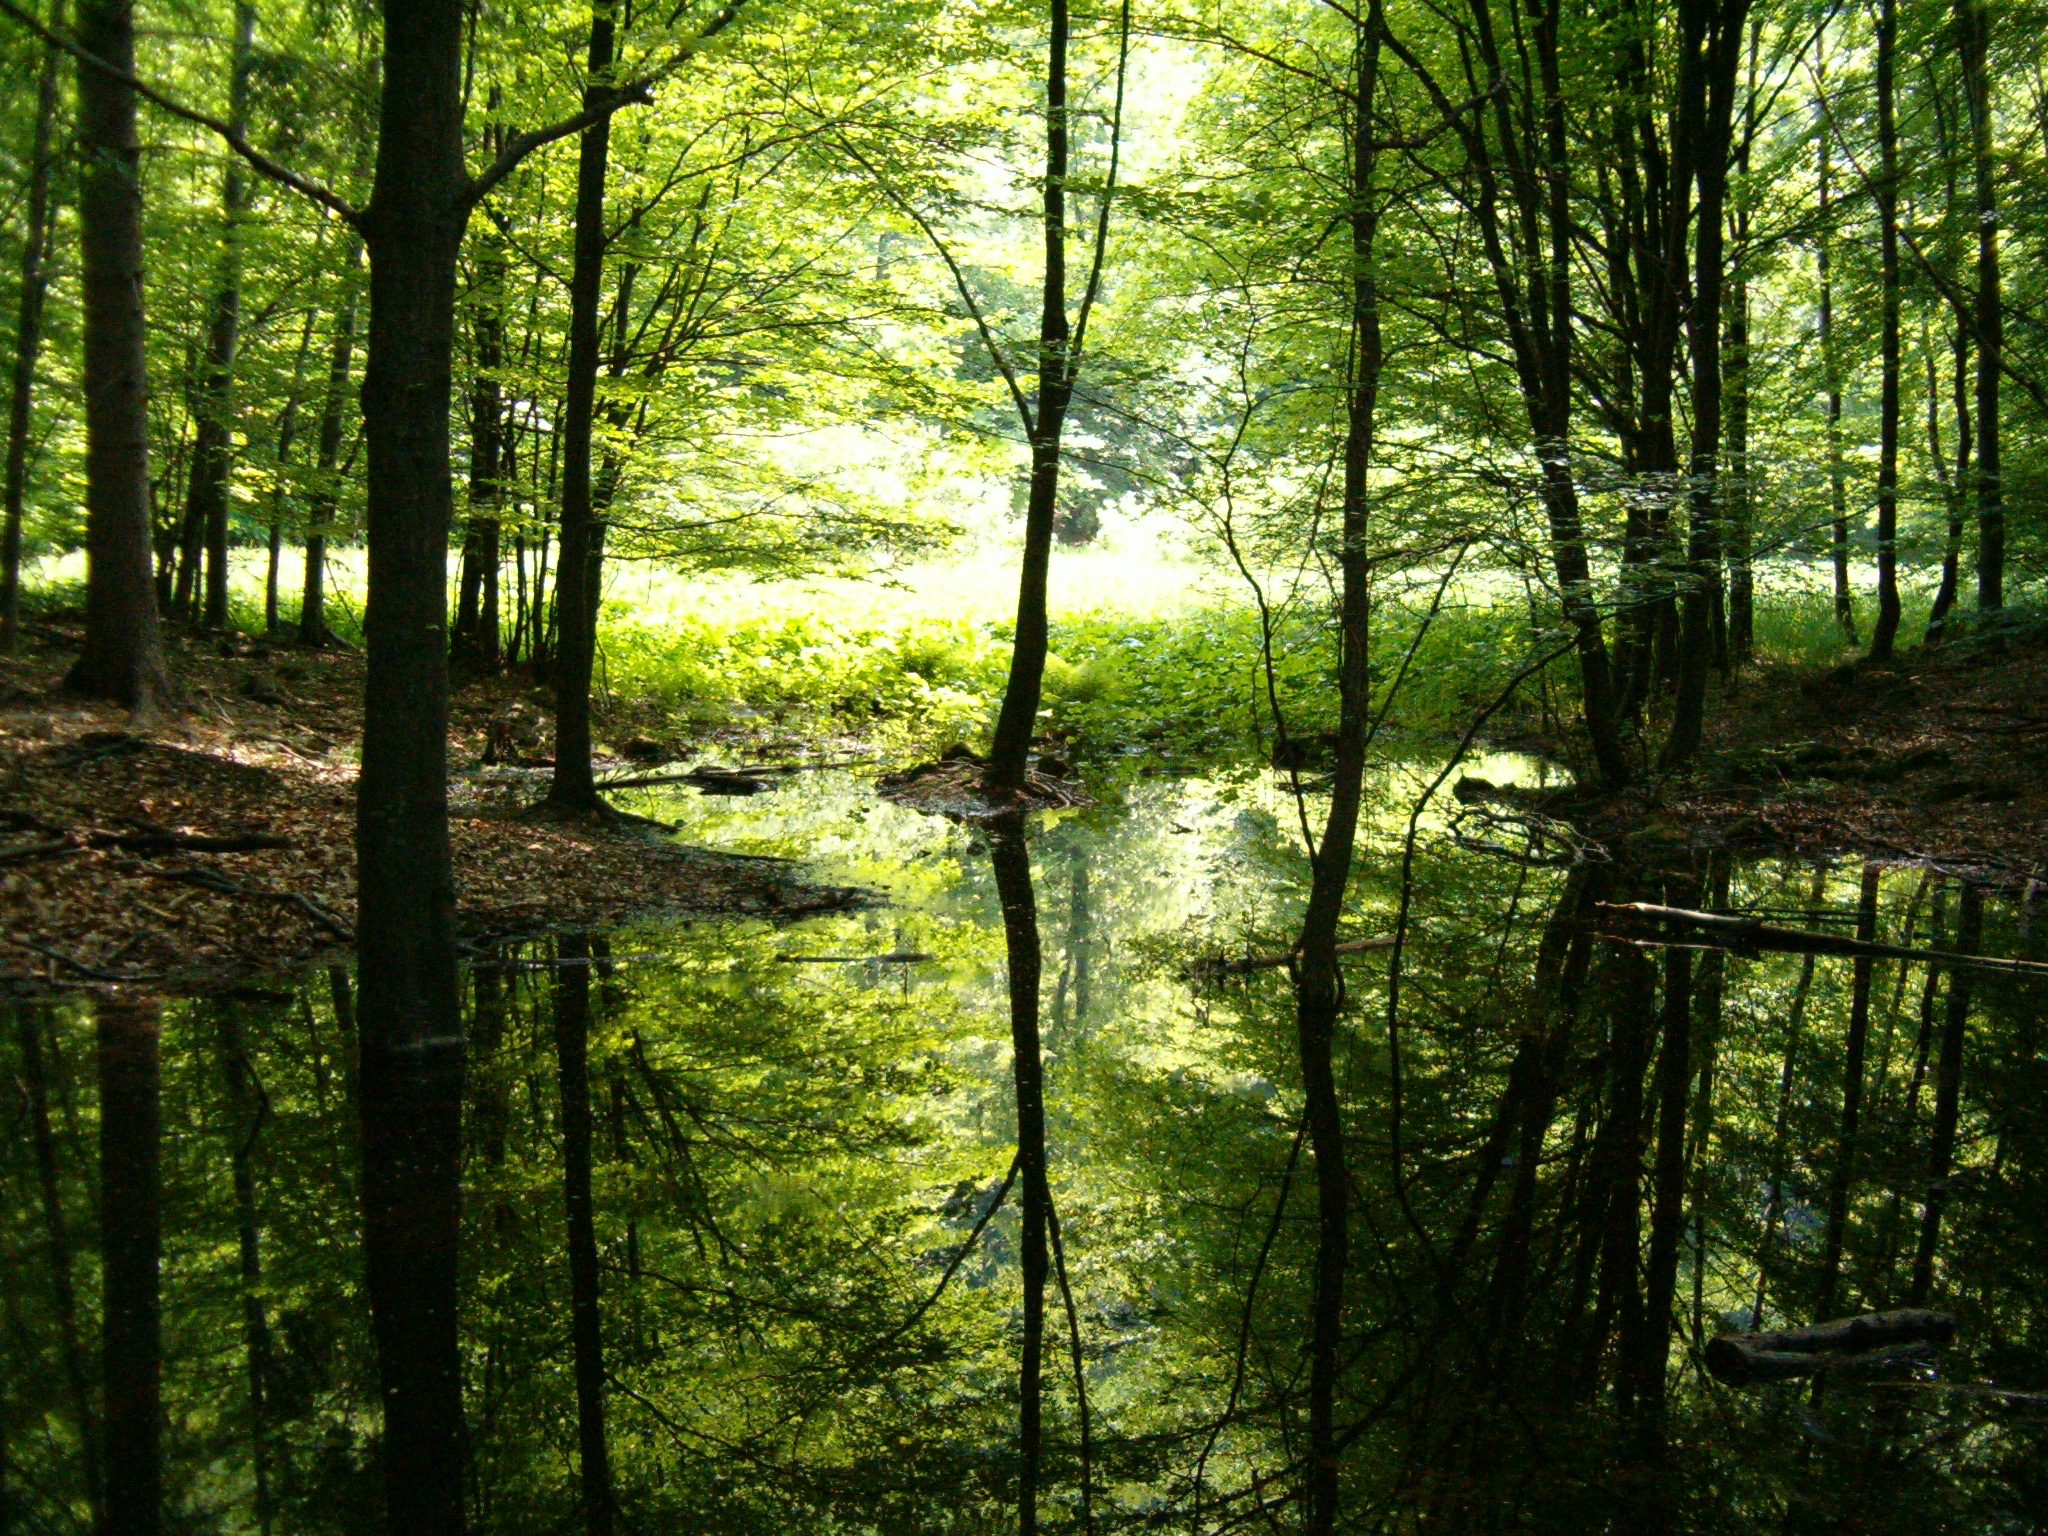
[1724,244,1752,662]
[184,0,256,633]
[1815,863,1881,1317]
[1923,307,1971,645]
[985,0,1077,797]
[553,934,614,1536]
[99,994,162,1536]
[15,1008,102,1524]
[214,1006,276,1536]
[1909,884,1981,1303]
[1816,103,1855,644]
[0,0,60,651]
[65,0,171,711]
[1752,863,1829,1325]
[548,2,619,811]
[300,227,363,648]
[1293,25,1380,1531]
[1586,943,1655,1404]
[353,0,475,1526]
[453,115,504,681]
[987,822,1050,1536]
[1663,0,1747,766]
[264,305,320,638]
[1958,0,2001,611]
[1869,0,1902,659]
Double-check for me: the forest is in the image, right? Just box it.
[1,0,2046,1527]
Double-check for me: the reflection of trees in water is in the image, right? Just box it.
[3,841,2045,1534]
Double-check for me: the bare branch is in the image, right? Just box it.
[0,0,360,224]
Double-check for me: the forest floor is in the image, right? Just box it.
[0,614,867,996]
[1624,629,2048,885]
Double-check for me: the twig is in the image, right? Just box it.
[144,865,354,942]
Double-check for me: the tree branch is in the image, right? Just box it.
[0,0,361,224]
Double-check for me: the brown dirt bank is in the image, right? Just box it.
[0,618,863,996]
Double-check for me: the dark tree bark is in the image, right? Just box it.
[1585,941,1655,1402]
[15,1008,102,1524]
[1291,21,1381,1531]
[1868,0,1902,659]
[64,0,171,711]
[183,0,256,633]
[98,994,162,1536]
[1958,0,2001,611]
[298,226,362,648]
[453,116,504,681]
[1635,932,1695,1440]
[1724,49,1755,665]
[214,1006,277,1536]
[351,4,475,1528]
[553,935,614,1536]
[548,2,621,811]
[0,0,60,651]
[1816,863,1881,1318]
[987,821,1050,1535]
[1662,0,1749,765]
[1752,873,1825,1327]
[1910,884,1981,1304]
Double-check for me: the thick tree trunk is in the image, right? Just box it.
[15,1008,102,1523]
[1909,884,1981,1303]
[1816,863,1880,1318]
[300,228,363,647]
[353,0,473,1526]
[1958,0,2001,611]
[554,935,615,1535]
[184,0,256,633]
[549,2,619,811]
[1868,0,1902,659]
[65,0,171,711]
[98,995,162,1536]
[0,1,60,651]
[987,822,1050,1535]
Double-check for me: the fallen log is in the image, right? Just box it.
[774,951,935,965]
[1595,902,2048,977]
[1705,1309,1957,1386]
[90,829,289,854]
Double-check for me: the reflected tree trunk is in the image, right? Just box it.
[1752,864,1827,1326]
[98,994,161,1536]
[1910,884,1982,1303]
[214,1005,276,1536]
[554,934,614,1536]
[15,1007,101,1523]
[1815,863,1881,1318]
[987,820,1050,1535]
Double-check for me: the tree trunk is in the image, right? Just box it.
[987,821,1050,1535]
[183,0,256,634]
[1662,0,1747,766]
[1816,99,1856,645]
[1868,0,1902,659]
[1724,210,1752,663]
[214,1006,276,1536]
[1816,863,1880,1318]
[299,227,363,647]
[15,1008,102,1524]
[98,994,162,1536]
[1635,934,1695,1440]
[1294,23,1380,1531]
[264,304,320,638]
[453,116,504,681]
[1909,884,1981,1304]
[984,0,1076,797]
[1752,876,1826,1326]
[65,0,171,711]
[1958,0,2000,611]
[1922,308,1971,646]
[553,934,614,1536]
[549,1,619,811]
[353,0,473,1525]
[0,0,60,651]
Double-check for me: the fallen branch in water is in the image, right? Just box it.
[774,951,934,965]
[1594,902,2048,977]
[1189,934,1395,980]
